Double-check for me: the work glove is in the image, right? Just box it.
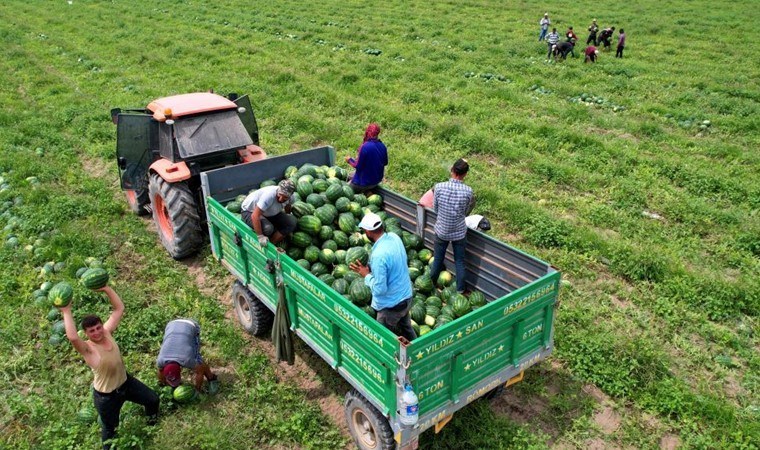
[258,235,269,248]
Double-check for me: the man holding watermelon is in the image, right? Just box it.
[349,212,417,341]
[429,158,475,295]
[156,318,219,393]
[241,179,297,246]
[58,286,160,450]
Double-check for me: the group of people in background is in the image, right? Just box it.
[539,13,626,63]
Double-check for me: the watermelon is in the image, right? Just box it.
[291,231,313,248]
[297,215,322,235]
[286,246,304,260]
[48,282,73,307]
[312,178,330,193]
[321,239,338,252]
[75,267,88,279]
[353,194,368,207]
[34,295,50,308]
[414,275,433,294]
[335,197,351,212]
[451,294,471,318]
[349,279,372,306]
[81,268,109,290]
[387,227,403,237]
[441,286,457,301]
[419,325,432,336]
[408,267,421,281]
[318,273,336,285]
[426,305,441,318]
[173,385,196,403]
[47,307,60,321]
[296,180,313,198]
[259,178,277,188]
[407,259,424,272]
[296,259,311,270]
[310,262,329,277]
[345,247,369,266]
[304,246,320,263]
[298,175,315,185]
[48,334,64,346]
[469,291,487,309]
[318,225,333,241]
[306,193,325,208]
[76,405,98,424]
[315,205,336,225]
[435,316,453,329]
[440,305,455,319]
[348,202,363,217]
[343,271,361,284]
[338,213,357,234]
[424,315,436,327]
[418,249,433,263]
[436,270,453,287]
[406,249,418,262]
[332,264,350,279]
[384,217,400,229]
[226,201,242,213]
[410,302,426,324]
[362,306,377,319]
[40,281,54,293]
[291,201,315,218]
[332,230,349,248]
[334,249,347,264]
[325,184,345,203]
[332,278,349,295]
[318,248,336,265]
[341,185,354,198]
[425,296,442,309]
[51,319,66,335]
[348,232,364,247]
[367,194,383,207]
[297,164,318,178]
[284,165,298,178]
[367,204,380,213]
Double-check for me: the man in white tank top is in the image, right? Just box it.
[59,286,159,450]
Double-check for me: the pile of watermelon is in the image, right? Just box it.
[225,163,489,338]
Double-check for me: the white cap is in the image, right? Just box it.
[358,212,383,231]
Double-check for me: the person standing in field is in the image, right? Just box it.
[587,19,599,45]
[349,212,416,342]
[157,319,219,393]
[585,45,599,63]
[58,287,159,450]
[346,123,388,194]
[598,26,616,50]
[566,26,579,57]
[616,29,626,58]
[546,28,560,61]
[539,13,551,41]
[429,158,475,295]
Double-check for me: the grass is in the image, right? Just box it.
[0,0,758,448]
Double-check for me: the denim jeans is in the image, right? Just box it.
[538,28,548,41]
[92,374,160,449]
[430,234,467,293]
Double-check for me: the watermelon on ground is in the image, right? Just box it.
[173,385,196,403]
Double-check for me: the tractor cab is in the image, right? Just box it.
[111,92,265,259]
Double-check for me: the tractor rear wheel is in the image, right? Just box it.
[125,189,149,216]
[148,173,203,259]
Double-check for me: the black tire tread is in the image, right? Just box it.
[232,281,274,336]
[148,173,203,259]
[127,188,150,216]
[344,389,395,450]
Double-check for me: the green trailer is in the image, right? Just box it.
[200,146,561,449]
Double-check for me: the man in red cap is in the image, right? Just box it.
[157,319,218,393]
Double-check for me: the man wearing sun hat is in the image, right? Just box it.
[157,319,218,393]
[349,212,416,341]
[241,179,297,246]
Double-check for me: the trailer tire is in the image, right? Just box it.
[148,173,203,259]
[232,281,273,336]
[125,188,149,216]
[345,389,395,450]
[483,385,505,400]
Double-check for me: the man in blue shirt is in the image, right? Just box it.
[429,159,475,294]
[349,212,416,341]
[346,123,388,193]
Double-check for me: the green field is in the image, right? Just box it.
[1,0,758,449]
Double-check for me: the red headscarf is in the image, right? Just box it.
[162,362,182,387]
[363,123,381,142]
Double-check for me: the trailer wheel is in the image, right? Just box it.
[148,173,203,259]
[483,385,505,400]
[345,389,395,450]
[232,281,273,336]
[125,189,149,216]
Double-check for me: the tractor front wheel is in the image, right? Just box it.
[148,173,203,259]
[125,189,149,216]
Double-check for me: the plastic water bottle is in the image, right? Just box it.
[399,384,419,427]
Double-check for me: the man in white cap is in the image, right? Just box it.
[539,13,551,41]
[241,179,297,246]
[349,212,416,341]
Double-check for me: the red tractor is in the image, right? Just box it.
[111,92,265,259]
